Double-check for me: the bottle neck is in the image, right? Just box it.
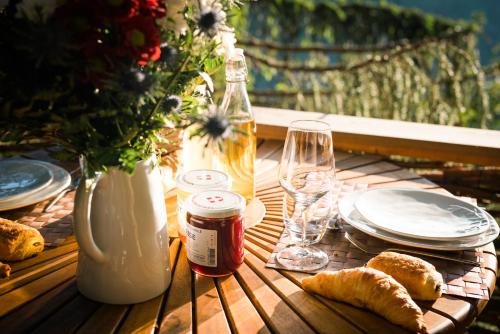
[221,80,252,120]
[225,55,247,82]
[221,51,252,119]
[224,80,247,91]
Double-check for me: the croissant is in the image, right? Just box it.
[0,218,44,261]
[302,268,427,334]
[367,252,443,300]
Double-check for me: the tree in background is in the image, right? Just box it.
[230,0,500,129]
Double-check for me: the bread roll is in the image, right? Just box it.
[0,218,44,261]
[302,268,427,334]
[367,252,443,300]
[0,261,11,278]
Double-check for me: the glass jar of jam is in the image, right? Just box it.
[185,190,245,277]
[176,169,231,244]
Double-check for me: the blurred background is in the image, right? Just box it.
[226,0,499,130]
[227,1,500,332]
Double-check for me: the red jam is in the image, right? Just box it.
[185,190,245,277]
[186,213,244,277]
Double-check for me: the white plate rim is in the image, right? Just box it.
[353,187,490,240]
[339,190,499,251]
[0,160,71,211]
[0,160,54,202]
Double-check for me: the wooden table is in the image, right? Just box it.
[0,139,497,334]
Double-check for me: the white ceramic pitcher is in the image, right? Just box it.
[74,156,171,304]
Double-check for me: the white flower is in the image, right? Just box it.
[215,30,237,59]
[162,0,188,37]
[15,0,57,23]
[194,84,209,102]
[197,1,227,38]
[199,71,215,93]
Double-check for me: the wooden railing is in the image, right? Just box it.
[254,106,500,166]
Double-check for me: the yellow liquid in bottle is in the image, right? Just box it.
[220,119,256,203]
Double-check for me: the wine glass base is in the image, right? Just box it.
[275,246,329,271]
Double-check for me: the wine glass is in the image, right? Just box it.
[276,120,335,271]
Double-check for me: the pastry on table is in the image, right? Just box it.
[0,217,44,261]
[0,261,11,278]
[367,251,444,300]
[302,267,427,334]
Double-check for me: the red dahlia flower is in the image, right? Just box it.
[140,0,167,18]
[97,0,140,21]
[123,15,161,65]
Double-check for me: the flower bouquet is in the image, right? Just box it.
[0,0,237,174]
[0,0,241,303]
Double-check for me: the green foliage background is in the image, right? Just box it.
[229,0,499,129]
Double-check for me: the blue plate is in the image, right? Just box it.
[0,160,53,202]
[0,160,71,211]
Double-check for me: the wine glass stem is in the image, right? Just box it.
[301,205,307,248]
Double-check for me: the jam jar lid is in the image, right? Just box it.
[176,169,232,193]
[186,190,245,219]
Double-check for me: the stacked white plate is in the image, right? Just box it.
[0,159,71,211]
[338,188,499,250]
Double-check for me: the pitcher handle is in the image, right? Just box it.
[74,176,107,263]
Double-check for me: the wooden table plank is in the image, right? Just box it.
[244,250,364,334]
[424,296,475,331]
[246,228,281,246]
[336,161,402,180]
[76,305,129,334]
[7,241,78,274]
[255,148,283,178]
[345,168,423,185]
[423,310,456,334]
[217,274,271,334]
[0,279,78,333]
[0,251,77,295]
[194,275,231,333]
[31,294,100,334]
[256,222,284,234]
[245,233,278,254]
[369,178,438,190]
[256,150,384,189]
[244,240,408,334]
[0,261,77,317]
[159,244,192,334]
[336,154,384,171]
[235,262,316,334]
[117,239,181,334]
[250,226,283,239]
[118,296,164,334]
[255,139,284,162]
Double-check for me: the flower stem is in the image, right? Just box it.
[130,54,192,147]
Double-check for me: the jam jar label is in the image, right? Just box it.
[186,223,217,267]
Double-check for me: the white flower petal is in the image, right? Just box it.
[199,71,215,93]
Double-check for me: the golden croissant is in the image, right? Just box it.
[367,251,444,300]
[0,217,44,261]
[302,267,427,334]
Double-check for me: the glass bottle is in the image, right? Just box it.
[219,48,256,203]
